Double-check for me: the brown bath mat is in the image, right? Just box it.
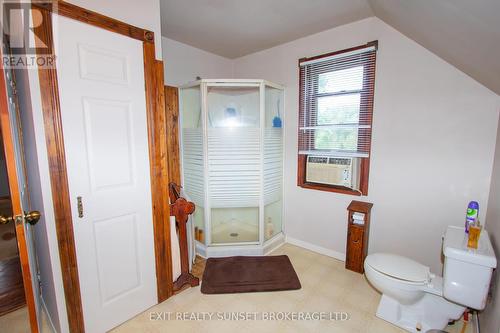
[201,255,301,294]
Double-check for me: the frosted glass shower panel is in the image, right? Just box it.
[206,86,260,128]
[207,86,260,244]
[180,80,284,251]
[180,85,206,243]
[211,207,259,244]
[264,86,284,241]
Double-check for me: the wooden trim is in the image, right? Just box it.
[143,46,174,301]
[0,48,39,333]
[357,50,377,195]
[298,183,362,197]
[299,40,378,64]
[165,86,181,185]
[300,183,362,196]
[296,154,306,187]
[32,8,86,333]
[33,3,172,332]
[297,41,377,196]
[33,0,154,43]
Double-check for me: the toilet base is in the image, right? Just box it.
[376,294,465,333]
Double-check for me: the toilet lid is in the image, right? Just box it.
[365,253,430,283]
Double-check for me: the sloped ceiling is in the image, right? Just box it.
[369,0,500,95]
[160,0,500,95]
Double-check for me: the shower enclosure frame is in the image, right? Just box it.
[179,79,285,257]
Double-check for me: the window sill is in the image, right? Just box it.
[298,182,363,196]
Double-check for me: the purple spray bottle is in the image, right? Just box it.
[465,201,479,233]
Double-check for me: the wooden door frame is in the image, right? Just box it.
[31,2,172,332]
[0,47,39,333]
[165,86,181,186]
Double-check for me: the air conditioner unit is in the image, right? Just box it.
[306,156,359,188]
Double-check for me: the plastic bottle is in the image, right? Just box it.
[266,217,274,239]
[465,201,479,233]
[467,219,482,249]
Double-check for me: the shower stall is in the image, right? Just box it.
[179,79,285,257]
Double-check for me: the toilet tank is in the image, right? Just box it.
[443,226,497,310]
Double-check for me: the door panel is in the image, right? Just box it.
[83,98,135,189]
[346,226,364,272]
[78,44,129,85]
[54,16,157,332]
[1,45,40,331]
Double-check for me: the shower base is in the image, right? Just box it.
[195,232,285,258]
[211,221,259,244]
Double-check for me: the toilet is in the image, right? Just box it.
[364,226,497,333]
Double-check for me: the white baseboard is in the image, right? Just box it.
[263,233,286,255]
[195,234,345,262]
[195,241,207,258]
[41,297,57,333]
[472,312,479,333]
[285,236,346,262]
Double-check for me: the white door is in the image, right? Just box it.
[54,16,157,332]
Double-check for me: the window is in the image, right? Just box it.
[297,41,377,195]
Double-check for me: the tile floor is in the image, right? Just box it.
[112,244,472,333]
[0,305,52,333]
[0,243,472,332]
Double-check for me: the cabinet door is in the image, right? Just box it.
[346,225,364,273]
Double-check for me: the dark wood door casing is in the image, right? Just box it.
[165,86,181,186]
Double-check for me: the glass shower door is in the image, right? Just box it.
[206,85,260,244]
[180,85,206,244]
[264,85,284,241]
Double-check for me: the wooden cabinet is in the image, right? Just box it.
[345,200,373,273]
[346,225,364,270]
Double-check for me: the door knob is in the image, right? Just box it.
[0,211,41,225]
[24,211,41,225]
[0,215,14,225]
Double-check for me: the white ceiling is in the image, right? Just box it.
[160,0,373,58]
[160,0,500,95]
[369,0,500,95]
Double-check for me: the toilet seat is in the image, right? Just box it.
[365,253,431,284]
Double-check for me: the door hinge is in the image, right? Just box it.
[37,272,42,294]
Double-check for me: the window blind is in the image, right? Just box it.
[298,42,377,158]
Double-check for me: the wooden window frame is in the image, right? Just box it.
[297,41,377,196]
[31,2,172,332]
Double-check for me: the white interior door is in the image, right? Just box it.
[54,16,157,332]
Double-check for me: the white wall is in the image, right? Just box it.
[66,0,163,60]
[233,17,500,273]
[480,116,500,333]
[162,37,233,87]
